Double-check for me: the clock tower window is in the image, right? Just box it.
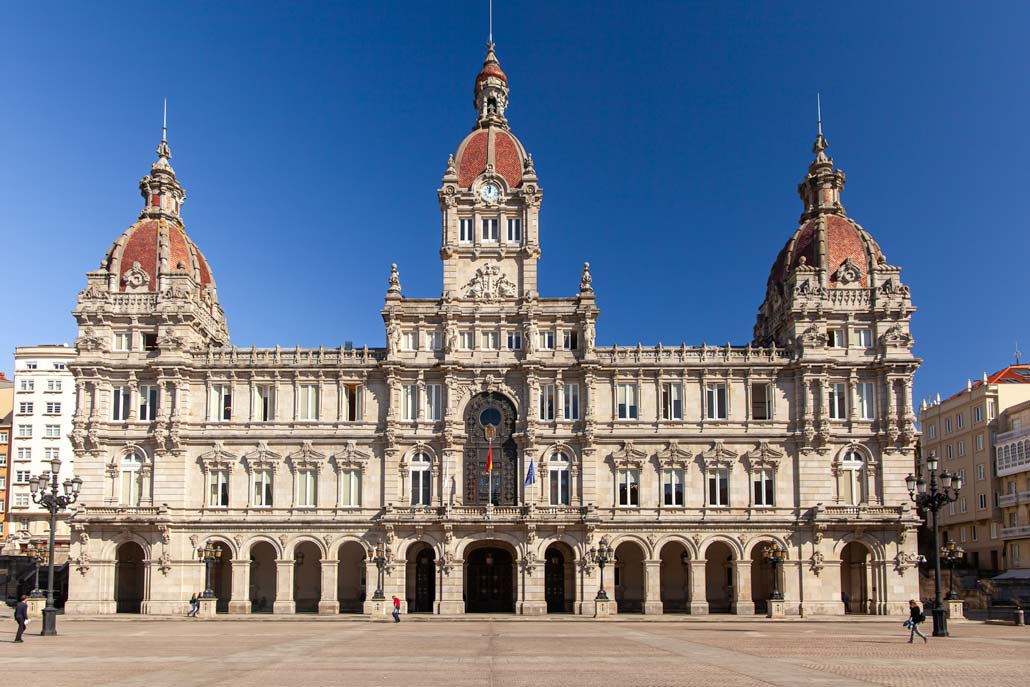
[460,218,474,243]
[481,218,499,242]
[506,218,521,242]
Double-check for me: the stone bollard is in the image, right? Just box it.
[594,599,613,618]
[26,596,46,620]
[766,599,786,619]
[364,597,390,620]
[197,597,218,618]
[1014,609,1025,626]
[945,599,964,621]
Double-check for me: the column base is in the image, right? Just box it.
[228,600,251,614]
[364,599,389,617]
[197,598,218,618]
[273,600,296,615]
[593,599,614,618]
[945,599,965,620]
[688,601,709,615]
[766,599,786,618]
[437,600,465,614]
[318,601,340,615]
[732,601,756,615]
[518,601,547,616]
[643,601,664,615]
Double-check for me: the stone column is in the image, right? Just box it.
[437,557,465,614]
[319,559,340,614]
[518,559,547,616]
[362,558,389,617]
[782,560,802,616]
[228,559,251,614]
[688,560,708,615]
[732,560,754,615]
[273,559,295,614]
[643,559,664,614]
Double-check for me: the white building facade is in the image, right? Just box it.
[66,44,921,617]
[5,346,77,558]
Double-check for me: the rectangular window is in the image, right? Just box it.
[618,469,640,506]
[959,527,967,543]
[17,448,30,461]
[25,362,37,370]
[507,331,522,350]
[411,468,431,506]
[139,386,159,421]
[827,328,845,348]
[989,400,997,419]
[340,469,361,507]
[44,425,58,439]
[15,494,29,507]
[706,383,727,420]
[112,385,131,421]
[563,383,580,421]
[753,469,775,506]
[0,454,6,468]
[991,522,998,539]
[946,445,953,459]
[47,379,61,392]
[971,526,979,542]
[855,328,872,348]
[120,467,139,505]
[16,425,32,438]
[616,383,638,420]
[18,402,32,414]
[44,447,59,461]
[562,331,578,351]
[45,401,60,415]
[402,384,418,421]
[16,470,32,483]
[402,332,418,351]
[426,384,443,421]
[857,382,875,420]
[977,463,986,480]
[976,433,984,452]
[708,469,729,506]
[427,331,442,351]
[460,331,474,350]
[256,385,275,422]
[0,477,5,489]
[661,382,683,420]
[296,470,317,507]
[481,218,498,241]
[298,384,319,420]
[956,413,964,429]
[979,493,987,510]
[506,218,522,242]
[53,362,66,370]
[0,430,6,442]
[252,469,273,507]
[211,384,232,421]
[459,218,473,243]
[959,497,967,513]
[750,382,772,420]
[945,418,952,434]
[482,331,499,350]
[974,406,983,423]
[828,383,847,420]
[928,424,937,439]
[19,379,34,392]
[208,471,229,507]
[958,441,965,457]
[663,469,684,506]
[141,332,158,351]
[539,384,556,421]
[344,384,359,422]
[539,331,555,350]
[113,332,130,351]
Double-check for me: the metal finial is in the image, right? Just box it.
[489,0,493,44]
[817,93,822,137]
[162,98,167,142]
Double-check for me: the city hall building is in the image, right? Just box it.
[65,44,921,617]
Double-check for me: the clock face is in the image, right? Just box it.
[480,183,500,202]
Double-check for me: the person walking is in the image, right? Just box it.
[906,599,928,643]
[14,594,28,642]
[186,593,200,617]
[392,595,401,623]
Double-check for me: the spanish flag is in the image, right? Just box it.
[486,444,493,473]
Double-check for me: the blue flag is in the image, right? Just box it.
[524,459,536,487]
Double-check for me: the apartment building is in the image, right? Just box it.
[0,372,13,542]
[996,399,1030,568]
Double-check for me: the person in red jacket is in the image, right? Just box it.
[391,595,401,623]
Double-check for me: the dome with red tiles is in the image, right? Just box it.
[454,127,527,190]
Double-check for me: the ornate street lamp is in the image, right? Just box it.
[197,543,223,599]
[589,536,615,601]
[371,541,392,601]
[25,541,49,598]
[761,543,786,601]
[29,457,82,636]
[940,541,965,601]
[906,451,962,637]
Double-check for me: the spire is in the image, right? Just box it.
[473,41,509,129]
[139,101,186,224]
[797,95,846,221]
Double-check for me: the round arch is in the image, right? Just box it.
[402,443,440,465]
[463,538,519,614]
[454,387,521,421]
[102,531,153,561]
[612,538,647,614]
[114,541,146,614]
[742,535,791,559]
[202,535,239,561]
[697,535,745,560]
[455,532,524,559]
[242,535,284,559]
[606,533,653,559]
[652,534,699,561]
[288,535,330,561]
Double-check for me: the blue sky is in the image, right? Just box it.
[2,1,1028,405]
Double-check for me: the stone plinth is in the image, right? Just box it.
[767,599,786,618]
[364,598,390,619]
[945,599,964,620]
[26,596,46,619]
[594,599,614,618]
[197,598,217,618]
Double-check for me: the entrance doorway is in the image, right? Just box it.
[115,542,145,613]
[407,543,436,613]
[614,541,645,613]
[840,541,870,614]
[294,541,322,613]
[465,545,515,613]
[337,542,366,613]
[249,541,277,613]
[544,544,573,613]
[659,542,690,613]
[705,541,735,613]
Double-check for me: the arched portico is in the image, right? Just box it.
[749,539,781,615]
[544,541,575,613]
[613,540,645,614]
[464,540,517,613]
[659,541,691,613]
[248,540,277,613]
[337,541,366,613]
[115,541,146,614]
[704,541,735,613]
[840,541,871,614]
[406,542,437,613]
[293,541,322,613]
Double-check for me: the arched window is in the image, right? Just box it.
[840,450,865,505]
[1019,442,1027,465]
[120,452,145,506]
[410,452,432,506]
[548,450,571,506]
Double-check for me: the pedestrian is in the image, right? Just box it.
[392,595,401,623]
[186,593,200,617]
[841,591,850,613]
[14,594,28,642]
[905,599,928,643]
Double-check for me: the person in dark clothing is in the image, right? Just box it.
[906,599,928,643]
[14,594,28,642]
[392,595,401,623]
[186,593,200,617]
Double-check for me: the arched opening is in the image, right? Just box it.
[249,542,277,613]
[337,542,366,613]
[210,541,232,614]
[114,541,145,614]
[293,541,322,613]
[659,542,690,613]
[749,541,779,615]
[406,542,437,614]
[463,393,518,505]
[464,542,516,613]
[544,542,575,613]
[614,541,645,614]
[704,541,735,614]
[840,541,870,614]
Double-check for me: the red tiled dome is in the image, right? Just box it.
[103,219,215,293]
[476,61,507,88]
[455,128,525,190]
[768,214,883,288]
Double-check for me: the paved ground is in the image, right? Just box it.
[2,617,1028,686]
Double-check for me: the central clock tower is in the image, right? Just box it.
[437,42,542,301]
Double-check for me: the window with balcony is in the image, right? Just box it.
[549,451,571,506]
[120,452,144,506]
[410,453,432,506]
[840,451,865,505]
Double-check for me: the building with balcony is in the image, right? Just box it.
[996,399,1030,568]
[65,42,921,617]
[0,372,13,542]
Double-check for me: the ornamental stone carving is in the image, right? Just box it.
[463,263,517,301]
[122,261,151,291]
[833,257,862,286]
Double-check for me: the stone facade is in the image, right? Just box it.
[66,44,921,617]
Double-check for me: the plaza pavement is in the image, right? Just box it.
[2,615,1028,686]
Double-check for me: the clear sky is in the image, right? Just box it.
[2,1,1028,405]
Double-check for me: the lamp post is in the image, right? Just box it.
[906,451,961,637]
[29,457,82,636]
[197,543,222,599]
[25,541,49,598]
[940,541,965,601]
[589,536,615,601]
[761,543,786,601]
[372,541,392,601]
